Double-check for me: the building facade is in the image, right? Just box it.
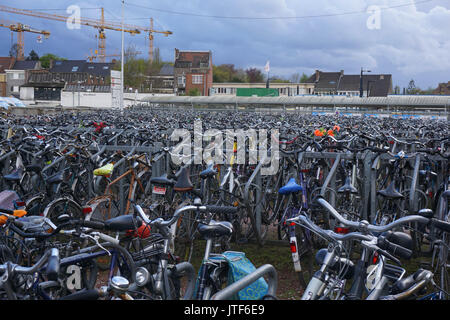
[0,57,15,96]
[174,49,213,96]
[306,70,393,97]
[5,60,41,97]
[23,60,113,101]
[433,81,450,95]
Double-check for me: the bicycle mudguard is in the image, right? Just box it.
[221,251,269,300]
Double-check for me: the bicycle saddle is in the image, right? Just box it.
[337,176,358,194]
[418,208,433,218]
[3,169,23,182]
[200,164,217,179]
[442,190,450,199]
[46,172,64,184]
[25,165,42,174]
[173,167,193,192]
[377,181,404,199]
[104,214,143,232]
[391,269,428,295]
[278,178,303,195]
[150,173,175,186]
[197,220,233,240]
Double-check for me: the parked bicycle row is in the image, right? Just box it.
[0,108,448,300]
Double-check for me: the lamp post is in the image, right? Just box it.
[121,0,124,112]
[360,67,371,97]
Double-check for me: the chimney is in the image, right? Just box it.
[315,70,320,82]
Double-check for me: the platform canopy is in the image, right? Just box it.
[141,95,450,109]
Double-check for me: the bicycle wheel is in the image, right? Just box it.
[400,188,429,256]
[43,198,83,221]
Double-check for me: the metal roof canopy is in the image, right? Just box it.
[141,95,450,108]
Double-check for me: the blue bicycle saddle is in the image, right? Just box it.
[278,178,303,195]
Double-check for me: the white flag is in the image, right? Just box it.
[264,60,270,73]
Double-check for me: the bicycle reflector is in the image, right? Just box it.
[82,206,93,215]
[334,226,350,234]
[290,241,297,253]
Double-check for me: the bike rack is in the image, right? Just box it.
[211,264,278,300]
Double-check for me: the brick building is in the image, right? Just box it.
[174,49,213,96]
[433,81,450,95]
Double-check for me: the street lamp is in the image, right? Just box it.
[360,67,371,97]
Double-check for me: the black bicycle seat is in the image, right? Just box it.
[150,174,175,186]
[442,190,450,199]
[174,167,193,192]
[25,165,42,173]
[197,220,233,240]
[46,172,64,184]
[104,215,142,232]
[377,181,404,199]
[3,169,23,182]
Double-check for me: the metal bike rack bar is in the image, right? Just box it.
[320,154,341,207]
[211,264,278,300]
[244,150,270,246]
[409,154,421,214]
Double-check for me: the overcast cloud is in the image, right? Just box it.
[1,0,449,89]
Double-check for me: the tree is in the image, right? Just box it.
[26,50,39,61]
[300,73,310,83]
[406,79,420,95]
[188,88,201,96]
[289,72,309,83]
[9,43,20,59]
[245,68,264,83]
[40,53,66,68]
[213,64,246,82]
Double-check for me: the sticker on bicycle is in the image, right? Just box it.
[152,186,166,195]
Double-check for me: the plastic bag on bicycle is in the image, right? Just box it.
[220,251,269,300]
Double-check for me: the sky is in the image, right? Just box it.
[1,0,449,90]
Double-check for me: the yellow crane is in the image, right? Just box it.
[85,48,142,62]
[0,19,50,60]
[0,5,172,63]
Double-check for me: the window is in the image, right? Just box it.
[192,74,203,84]
[178,76,186,86]
[72,66,79,72]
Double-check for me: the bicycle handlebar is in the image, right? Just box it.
[135,203,238,229]
[315,197,430,233]
[0,248,60,278]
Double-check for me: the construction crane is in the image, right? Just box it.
[0,19,50,60]
[85,48,142,62]
[0,5,172,63]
